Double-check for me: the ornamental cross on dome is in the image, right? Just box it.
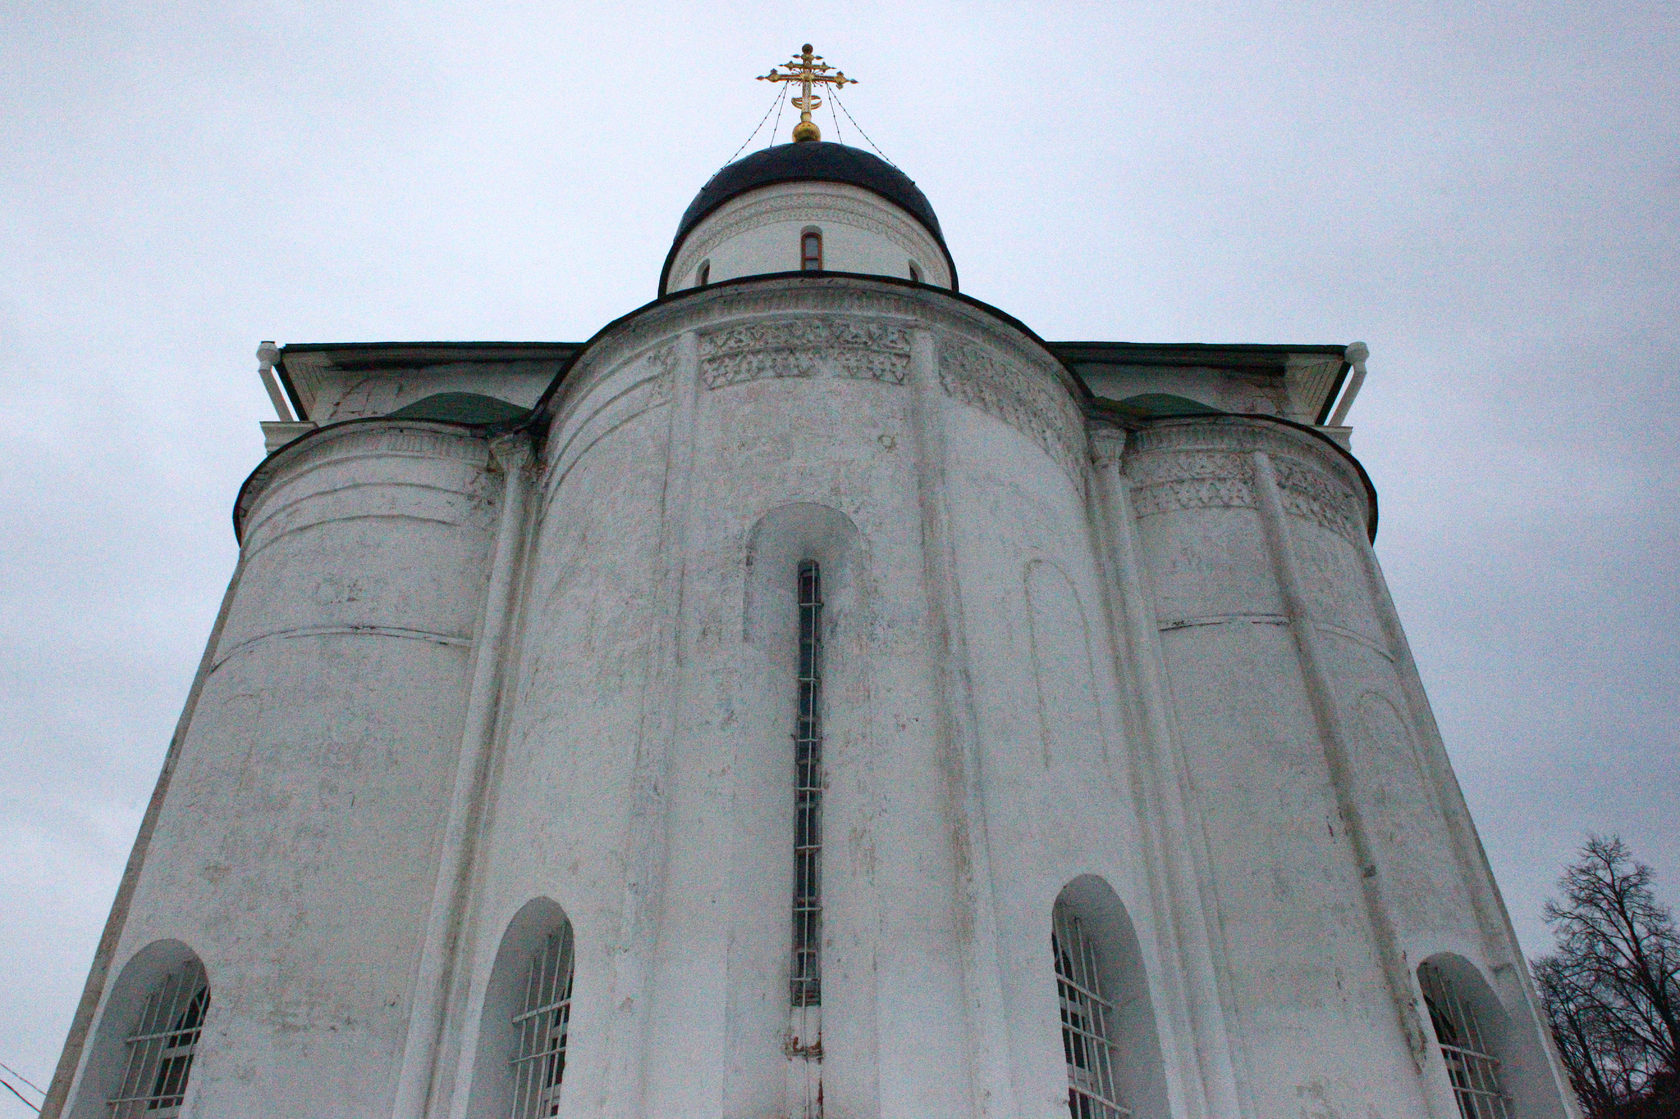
[759,44,855,142]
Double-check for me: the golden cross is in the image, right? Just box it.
[759,44,855,143]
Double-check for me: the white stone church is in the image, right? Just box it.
[45,63,1580,1119]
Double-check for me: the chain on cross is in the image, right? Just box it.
[759,44,855,142]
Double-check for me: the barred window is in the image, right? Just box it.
[801,230,823,271]
[108,960,208,1118]
[1420,961,1511,1119]
[1053,901,1130,1119]
[790,560,824,1008]
[510,926,575,1119]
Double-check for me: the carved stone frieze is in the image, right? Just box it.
[937,338,1084,478]
[1121,419,1369,542]
[698,318,912,388]
[1271,454,1364,540]
[1125,452,1257,517]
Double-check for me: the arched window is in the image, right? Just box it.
[790,560,824,1008]
[108,958,209,1118]
[800,229,823,271]
[1048,879,1169,1119]
[1419,959,1512,1119]
[1053,900,1128,1119]
[511,926,575,1118]
[466,899,577,1119]
[908,260,921,282]
[696,260,710,287]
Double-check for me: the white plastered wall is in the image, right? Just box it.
[49,275,1582,1119]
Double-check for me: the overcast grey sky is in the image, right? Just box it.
[3,0,1676,1106]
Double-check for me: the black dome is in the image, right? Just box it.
[661,142,954,293]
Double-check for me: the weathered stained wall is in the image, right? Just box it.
[50,274,1577,1119]
[59,424,500,1116]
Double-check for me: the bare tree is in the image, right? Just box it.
[1533,836,1680,1118]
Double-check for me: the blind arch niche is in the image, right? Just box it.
[741,502,866,1118]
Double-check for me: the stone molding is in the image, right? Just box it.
[237,420,493,546]
[545,343,675,487]
[211,623,473,673]
[670,184,946,289]
[698,317,912,388]
[1087,424,1126,469]
[273,422,490,471]
[937,335,1086,480]
[1123,418,1368,542]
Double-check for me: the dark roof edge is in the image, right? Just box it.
[277,341,582,355]
[1048,341,1350,358]
[1053,340,1353,426]
[274,342,581,422]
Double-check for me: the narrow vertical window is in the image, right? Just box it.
[1053,902,1128,1119]
[696,260,710,287]
[801,229,823,272]
[790,561,823,1008]
[109,960,209,1118]
[1420,962,1511,1119]
[908,260,921,282]
[511,926,575,1119]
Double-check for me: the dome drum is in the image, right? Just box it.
[661,142,957,295]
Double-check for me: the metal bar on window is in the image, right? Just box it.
[1053,903,1131,1119]
[108,963,207,1119]
[510,926,575,1119]
[1420,962,1512,1119]
[791,561,824,1008]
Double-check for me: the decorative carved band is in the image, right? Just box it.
[1126,452,1257,517]
[1123,420,1367,541]
[937,339,1084,478]
[698,318,911,388]
[1272,455,1364,539]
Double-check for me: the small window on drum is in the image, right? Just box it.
[801,229,823,271]
[696,260,710,288]
[908,260,921,283]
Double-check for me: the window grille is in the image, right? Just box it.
[1052,903,1130,1119]
[1419,963,1511,1119]
[801,230,823,271]
[790,561,824,1007]
[510,927,575,1119]
[108,961,208,1118]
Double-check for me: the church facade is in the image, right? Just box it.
[46,114,1579,1119]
